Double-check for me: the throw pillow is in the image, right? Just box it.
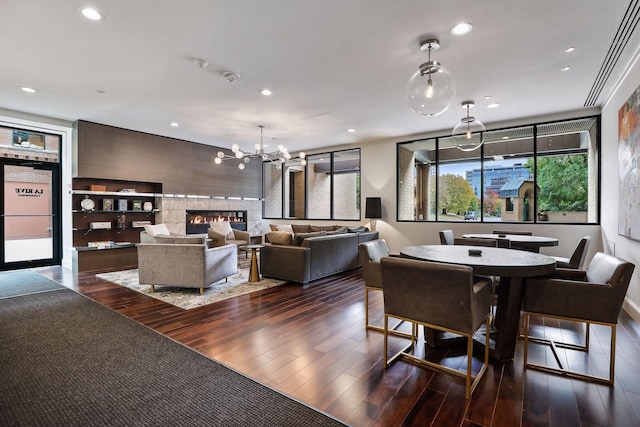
[275,224,293,233]
[266,231,293,245]
[309,225,337,232]
[347,226,368,233]
[291,224,311,234]
[326,226,349,235]
[209,221,235,240]
[292,231,326,246]
[144,223,170,236]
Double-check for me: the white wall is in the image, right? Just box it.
[601,53,640,323]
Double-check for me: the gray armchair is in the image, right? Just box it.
[138,240,238,295]
[439,229,454,245]
[523,252,635,384]
[380,256,492,399]
[208,227,250,248]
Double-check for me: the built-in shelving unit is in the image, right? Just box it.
[71,177,162,272]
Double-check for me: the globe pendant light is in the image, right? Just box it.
[452,101,486,151]
[406,39,456,117]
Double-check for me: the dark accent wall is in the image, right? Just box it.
[73,121,261,198]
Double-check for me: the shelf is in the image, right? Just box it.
[72,243,136,252]
[73,227,146,232]
[71,190,159,197]
[72,209,160,214]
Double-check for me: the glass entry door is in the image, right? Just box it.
[1,161,61,270]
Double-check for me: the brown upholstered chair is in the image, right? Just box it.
[551,236,591,269]
[454,237,498,247]
[523,252,635,385]
[380,257,492,399]
[439,229,454,245]
[358,240,410,337]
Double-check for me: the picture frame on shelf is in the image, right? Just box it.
[118,199,128,212]
[132,200,143,211]
[103,198,114,211]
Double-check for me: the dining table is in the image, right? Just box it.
[462,233,559,253]
[399,244,557,361]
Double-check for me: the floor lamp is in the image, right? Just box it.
[365,197,382,232]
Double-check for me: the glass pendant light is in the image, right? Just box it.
[452,101,486,151]
[406,39,456,117]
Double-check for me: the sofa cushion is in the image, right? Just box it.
[293,231,326,246]
[209,221,235,239]
[291,224,311,234]
[144,223,171,236]
[347,226,369,233]
[310,225,338,232]
[326,226,349,235]
[266,231,294,245]
[275,224,293,233]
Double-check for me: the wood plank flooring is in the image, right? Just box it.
[33,266,640,426]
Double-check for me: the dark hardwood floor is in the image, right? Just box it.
[33,266,640,426]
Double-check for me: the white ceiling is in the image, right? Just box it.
[1,1,638,154]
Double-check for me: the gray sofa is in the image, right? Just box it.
[260,230,379,284]
[137,233,238,294]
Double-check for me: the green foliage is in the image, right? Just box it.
[525,154,588,212]
[437,174,477,214]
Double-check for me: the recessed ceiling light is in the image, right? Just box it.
[81,8,104,21]
[451,23,473,35]
[562,66,571,71]
[502,136,509,140]
[20,86,37,93]
[565,47,575,53]
[260,89,272,96]
[484,95,492,100]
[169,122,179,127]
[487,103,500,108]
[347,128,356,133]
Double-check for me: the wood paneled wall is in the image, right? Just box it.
[73,121,261,198]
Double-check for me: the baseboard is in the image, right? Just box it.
[623,297,640,325]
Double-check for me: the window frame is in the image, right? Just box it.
[396,114,601,225]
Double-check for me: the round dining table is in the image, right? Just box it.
[462,233,558,252]
[400,245,557,361]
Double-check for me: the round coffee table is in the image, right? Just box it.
[241,244,264,282]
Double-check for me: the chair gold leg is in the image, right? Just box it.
[523,312,615,385]
[366,287,412,338]
[151,285,155,293]
[200,288,204,295]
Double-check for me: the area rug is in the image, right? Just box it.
[96,262,287,310]
[0,288,345,426]
[0,270,64,299]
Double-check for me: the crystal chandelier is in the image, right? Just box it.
[214,125,306,170]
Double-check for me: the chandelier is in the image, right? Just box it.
[214,125,306,170]
[406,39,456,117]
[451,101,486,151]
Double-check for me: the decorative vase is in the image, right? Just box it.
[143,201,153,212]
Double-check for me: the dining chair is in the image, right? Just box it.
[522,252,635,385]
[358,240,411,337]
[551,236,591,269]
[380,256,492,399]
[454,237,498,247]
[439,229,455,245]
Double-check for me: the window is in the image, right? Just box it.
[262,148,361,220]
[396,116,599,224]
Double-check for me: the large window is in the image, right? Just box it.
[262,148,361,220]
[397,116,599,224]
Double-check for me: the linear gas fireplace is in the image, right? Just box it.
[186,210,247,234]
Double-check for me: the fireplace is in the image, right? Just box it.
[186,210,247,234]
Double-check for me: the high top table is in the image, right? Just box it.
[400,245,557,361]
[462,233,558,253]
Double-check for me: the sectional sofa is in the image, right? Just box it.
[260,225,379,284]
